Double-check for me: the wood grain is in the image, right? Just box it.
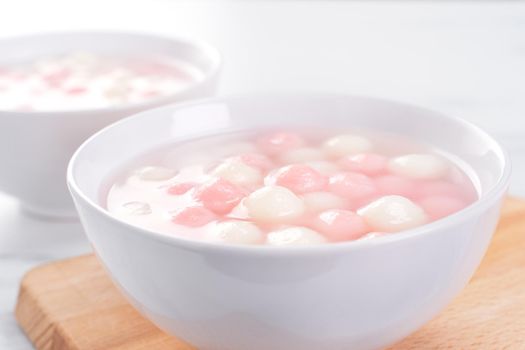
[15,198,525,350]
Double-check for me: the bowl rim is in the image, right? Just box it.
[67,93,512,256]
[0,30,222,116]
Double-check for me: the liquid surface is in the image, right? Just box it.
[106,129,478,246]
[0,52,202,111]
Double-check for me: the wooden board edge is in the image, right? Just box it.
[15,255,94,350]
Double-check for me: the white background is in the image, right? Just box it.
[0,1,524,348]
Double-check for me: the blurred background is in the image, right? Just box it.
[1,1,524,348]
[1,0,524,189]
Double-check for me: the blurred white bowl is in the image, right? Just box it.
[68,95,510,350]
[0,31,221,218]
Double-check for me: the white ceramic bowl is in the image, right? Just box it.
[0,31,221,218]
[68,95,510,350]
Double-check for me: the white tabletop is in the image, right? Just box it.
[1,1,524,348]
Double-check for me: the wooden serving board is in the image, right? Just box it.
[15,198,525,350]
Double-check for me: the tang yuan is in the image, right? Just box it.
[301,192,346,213]
[211,158,262,186]
[312,209,369,241]
[244,186,305,222]
[267,164,328,194]
[106,128,478,246]
[357,195,428,232]
[0,52,203,111]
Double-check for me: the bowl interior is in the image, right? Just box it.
[0,31,219,74]
[70,95,508,213]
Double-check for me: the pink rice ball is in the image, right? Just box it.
[171,206,216,227]
[312,209,370,241]
[194,178,246,214]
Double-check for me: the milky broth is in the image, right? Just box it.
[0,52,203,111]
[105,129,478,246]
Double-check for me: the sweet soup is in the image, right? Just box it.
[0,52,202,111]
[106,130,478,246]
